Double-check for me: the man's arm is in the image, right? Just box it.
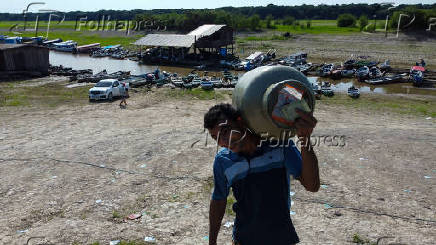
[293,109,320,192]
[298,137,320,192]
[209,199,227,245]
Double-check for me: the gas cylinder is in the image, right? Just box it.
[232,65,315,140]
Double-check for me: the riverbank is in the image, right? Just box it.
[1,76,436,118]
[1,77,435,244]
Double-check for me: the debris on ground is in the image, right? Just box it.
[224,221,234,228]
[127,213,142,220]
[144,236,156,242]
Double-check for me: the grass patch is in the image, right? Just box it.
[1,30,141,50]
[112,210,122,219]
[163,88,227,101]
[276,24,359,35]
[0,80,93,108]
[226,194,236,216]
[352,233,376,244]
[242,34,292,41]
[320,93,436,118]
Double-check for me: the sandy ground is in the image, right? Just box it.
[0,86,435,244]
[237,32,436,70]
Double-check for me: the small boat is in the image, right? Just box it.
[331,69,342,80]
[182,82,193,89]
[380,60,391,72]
[43,38,62,47]
[319,64,334,77]
[321,87,334,97]
[5,36,22,44]
[191,79,201,88]
[211,78,223,88]
[311,82,322,100]
[200,81,214,90]
[279,52,307,66]
[409,66,425,87]
[52,40,77,52]
[369,67,383,79]
[347,86,360,98]
[123,76,149,88]
[356,66,369,82]
[295,63,312,74]
[344,59,357,69]
[321,82,334,96]
[341,69,355,78]
[74,43,101,54]
[364,73,407,85]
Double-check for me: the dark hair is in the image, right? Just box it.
[204,103,241,129]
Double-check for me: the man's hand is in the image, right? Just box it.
[294,108,317,138]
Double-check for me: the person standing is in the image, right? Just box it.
[204,103,319,245]
[119,82,128,107]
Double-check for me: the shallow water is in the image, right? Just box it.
[50,51,436,96]
[309,77,436,96]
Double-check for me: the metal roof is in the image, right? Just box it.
[188,24,226,37]
[133,34,195,48]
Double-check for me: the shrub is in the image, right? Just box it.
[283,16,295,25]
[337,13,357,27]
[358,15,368,31]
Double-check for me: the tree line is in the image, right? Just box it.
[1,3,435,31]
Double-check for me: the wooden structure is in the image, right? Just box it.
[0,44,49,79]
[132,24,234,62]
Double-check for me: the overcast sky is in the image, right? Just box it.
[1,0,434,13]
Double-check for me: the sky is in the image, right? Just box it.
[1,0,435,13]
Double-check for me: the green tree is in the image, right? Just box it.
[358,15,368,31]
[337,13,357,27]
[282,16,295,25]
[249,15,261,31]
[265,15,274,29]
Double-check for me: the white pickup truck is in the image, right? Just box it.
[88,79,129,102]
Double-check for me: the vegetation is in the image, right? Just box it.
[390,7,436,31]
[0,81,92,108]
[337,14,357,27]
[1,4,435,22]
[2,30,141,49]
[320,93,436,118]
[1,4,435,33]
[358,15,369,31]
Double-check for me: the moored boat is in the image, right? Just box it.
[347,86,360,98]
[52,40,77,52]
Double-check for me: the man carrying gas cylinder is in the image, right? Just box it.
[204,66,320,245]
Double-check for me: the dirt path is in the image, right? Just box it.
[0,91,435,244]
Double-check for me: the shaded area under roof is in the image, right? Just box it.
[133,34,195,48]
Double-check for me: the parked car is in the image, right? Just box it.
[89,79,129,102]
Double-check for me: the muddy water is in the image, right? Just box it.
[49,51,195,76]
[309,77,436,96]
[50,51,436,96]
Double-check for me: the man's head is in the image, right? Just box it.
[204,103,248,152]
